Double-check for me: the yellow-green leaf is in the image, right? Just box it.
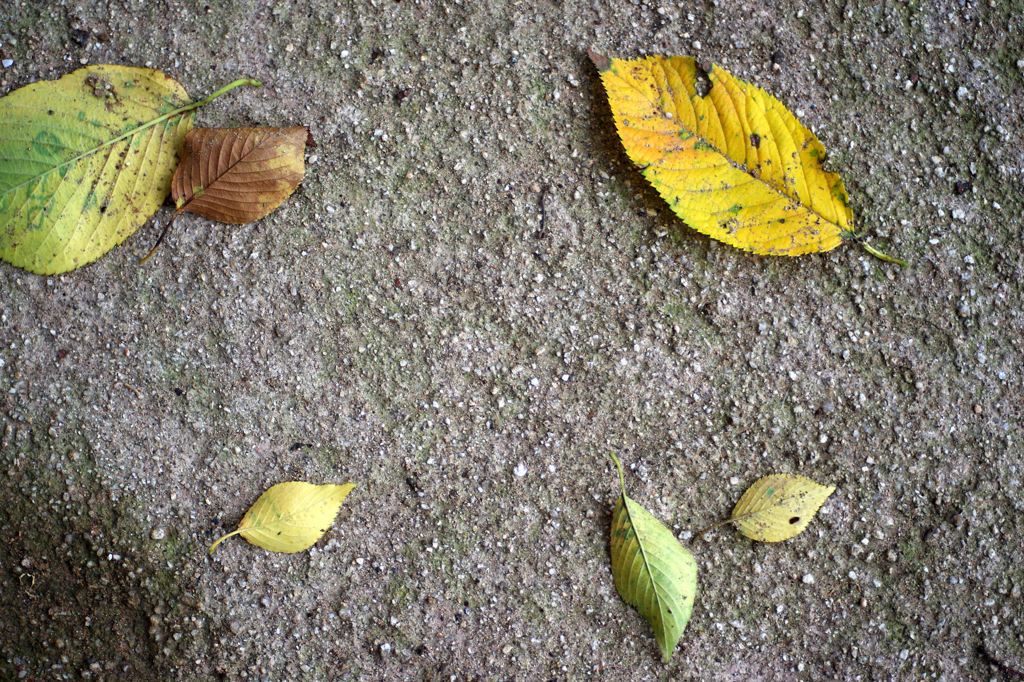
[608,453,697,663]
[731,474,835,542]
[209,481,355,554]
[0,67,258,274]
[593,52,852,256]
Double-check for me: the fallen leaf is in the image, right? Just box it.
[730,474,835,542]
[0,66,258,274]
[143,126,311,260]
[608,452,697,663]
[209,481,355,554]
[172,126,311,223]
[591,51,903,264]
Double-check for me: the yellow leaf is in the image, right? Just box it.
[209,481,355,554]
[731,474,835,542]
[594,52,852,256]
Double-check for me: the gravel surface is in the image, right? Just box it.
[2,1,1022,680]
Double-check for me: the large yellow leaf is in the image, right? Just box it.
[0,67,258,274]
[593,52,852,256]
[209,481,355,554]
[730,474,835,542]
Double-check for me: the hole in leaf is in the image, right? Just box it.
[789,516,800,524]
[694,63,713,97]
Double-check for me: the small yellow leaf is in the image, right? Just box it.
[731,474,835,542]
[209,481,355,554]
[593,52,851,256]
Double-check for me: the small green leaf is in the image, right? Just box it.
[608,453,697,663]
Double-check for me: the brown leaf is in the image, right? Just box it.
[172,126,310,223]
[141,126,311,262]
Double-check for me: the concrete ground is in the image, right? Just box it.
[1,0,1022,679]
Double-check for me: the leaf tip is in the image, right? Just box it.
[587,48,612,72]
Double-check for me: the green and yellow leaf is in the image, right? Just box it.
[593,52,852,256]
[731,474,835,542]
[608,453,697,663]
[0,66,258,274]
[209,481,355,554]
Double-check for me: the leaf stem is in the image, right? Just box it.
[208,527,245,554]
[692,517,738,542]
[138,78,263,137]
[694,505,778,542]
[607,451,627,495]
[858,240,908,267]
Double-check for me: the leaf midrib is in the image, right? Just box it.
[0,99,192,198]
[611,61,840,231]
[621,495,677,632]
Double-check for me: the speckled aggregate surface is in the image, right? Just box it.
[1,1,1022,680]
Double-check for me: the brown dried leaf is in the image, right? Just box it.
[172,126,311,223]
[141,126,311,261]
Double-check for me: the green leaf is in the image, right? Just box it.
[608,453,697,663]
[0,66,259,274]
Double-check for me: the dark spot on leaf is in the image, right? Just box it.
[276,531,282,535]
[47,109,54,116]
[99,205,106,213]
[789,516,800,524]
[750,133,761,148]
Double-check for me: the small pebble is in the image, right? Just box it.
[513,462,527,478]
[1,59,13,68]
[229,620,243,634]
[802,573,815,584]
[150,527,167,541]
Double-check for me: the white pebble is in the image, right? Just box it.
[802,573,815,584]
[514,462,527,478]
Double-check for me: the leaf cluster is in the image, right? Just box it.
[0,66,310,274]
